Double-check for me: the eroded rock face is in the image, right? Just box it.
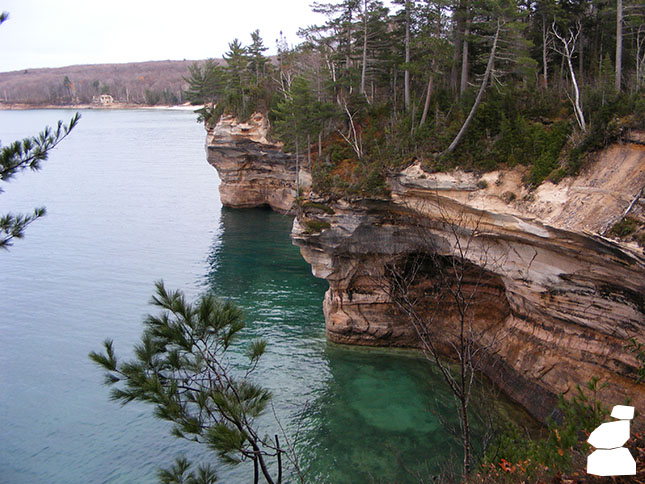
[292,144,645,423]
[206,113,298,214]
[206,115,645,423]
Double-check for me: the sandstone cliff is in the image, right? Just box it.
[206,113,299,214]
[207,115,645,423]
[291,143,645,423]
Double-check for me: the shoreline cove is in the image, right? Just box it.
[0,102,203,111]
[0,109,515,483]
[205,112,645,426]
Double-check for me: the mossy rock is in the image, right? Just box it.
[302,201,335,214]
[303,219,332,234]
[608,217,639,237]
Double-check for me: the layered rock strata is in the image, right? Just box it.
[206,113,299,214]
[291,144,645,423]
[207,115,645,423]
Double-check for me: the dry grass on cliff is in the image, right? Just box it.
[469,430,645,484]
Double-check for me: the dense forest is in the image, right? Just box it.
[186,0,644,196]
[0,60,195,106]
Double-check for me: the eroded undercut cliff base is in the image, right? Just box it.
[207,116,645,424]
[291,193,644,422]
[206,113,298,214]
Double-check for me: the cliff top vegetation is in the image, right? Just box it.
[185,0,644,198]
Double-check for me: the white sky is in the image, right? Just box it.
[0,0,331,72]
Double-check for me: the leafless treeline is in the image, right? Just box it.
[0,60,208,105]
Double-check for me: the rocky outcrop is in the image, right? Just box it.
[292,143,645,423]
[206,113,299,214]
[206,115,645,423]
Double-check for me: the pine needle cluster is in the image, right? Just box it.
[0,113,80,249]
[90,281,289,484]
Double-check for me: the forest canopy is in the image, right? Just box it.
[184,0,645,196]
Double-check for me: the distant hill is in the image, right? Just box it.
[0,59,215,106]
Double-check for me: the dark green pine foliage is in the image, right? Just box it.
[248,30,269,86]
[274,76,324,153]
[184,32,271,124]
[246,31,273,116]
[223,39,251,119]
[183,59,224,106]
[157,457,218,484]
[90,282,287,484]
[183,59,226,124]
[0,112,80,249]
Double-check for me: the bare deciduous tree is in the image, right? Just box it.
[338,98,364,159]
[551,21,587,132]
[382,200,511,479]
[636,24,645,89]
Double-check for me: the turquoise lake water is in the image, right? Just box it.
[0,109,516,483]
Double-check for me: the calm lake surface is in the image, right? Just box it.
[1,109,500,483]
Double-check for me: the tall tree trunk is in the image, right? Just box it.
[295,136,300,196]
[615,0,623,91]
[568,47,586,131]
[460,20,470,95]
[361,0,369,97]
[318,131,322,158]
[451,2,465,92]
[578,30,584,83]
[393,66,398,114]
[404,0,411,111]
[542,18,549,88]
[410,101,417,137]
[461,391,472,478]
[553,23,587,132]
[598,31,604,87]
[346,5,353,70]
[637,26,645,89]
[445,22,501,154]
[419,62,435,127]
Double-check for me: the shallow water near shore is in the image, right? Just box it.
[0,109,524,483]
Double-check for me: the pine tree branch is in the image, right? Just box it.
[0,113,80,182]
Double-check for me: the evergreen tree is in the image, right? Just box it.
[248,30,269,86]
[415,0,452,127]
[184,59,224,106]
[184,59,226,124]
[247,30,272,114]
[1,11,80,249]
[90,282,291,484]
[223,39,250,117]
[0,124,80,244]
[274,77,320,160]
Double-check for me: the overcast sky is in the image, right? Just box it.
[0,0,334,72]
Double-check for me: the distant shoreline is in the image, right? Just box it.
[0,102,202,111]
